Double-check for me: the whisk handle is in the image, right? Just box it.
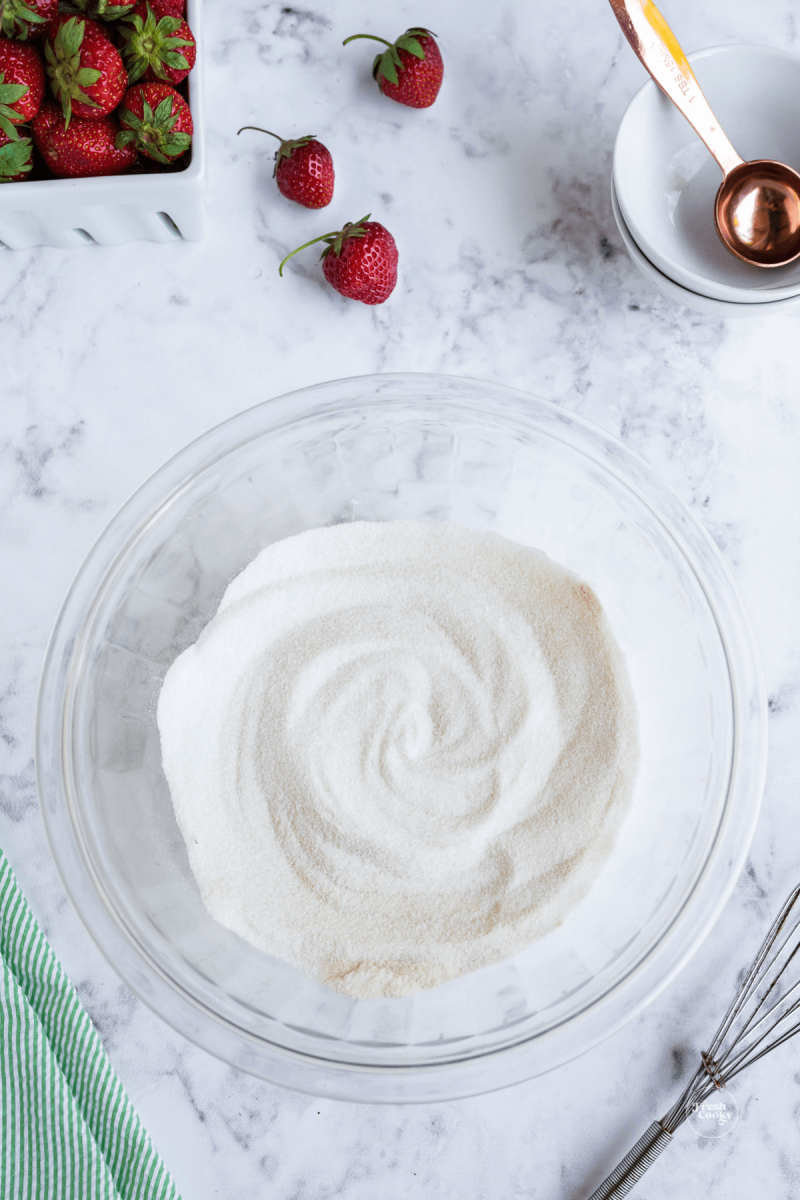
[586,1120,672,1199]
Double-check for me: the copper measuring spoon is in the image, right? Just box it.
[610,0,800,267]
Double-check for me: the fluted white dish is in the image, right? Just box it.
[611,178,800,317]
[0,0,204,249]
[614,44,800,303]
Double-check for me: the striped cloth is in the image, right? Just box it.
[0,848,179,1200]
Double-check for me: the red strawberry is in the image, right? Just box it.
[118,2,195,85]
[344,27,443,108]
[33,97,137,175]
[280,215,398,305]
[117,81,191,163]
[0,40,45,137]
[45,14,128,127]
[0,0,58,41]
[237,127,334,209]
[71,0,136,20]
[0,127,33,179]
[139,0,184,15]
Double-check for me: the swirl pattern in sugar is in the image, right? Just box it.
[158,521,639,998]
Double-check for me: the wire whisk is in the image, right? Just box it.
[587,882,800,1199]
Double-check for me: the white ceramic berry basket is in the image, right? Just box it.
[0,0,204,249]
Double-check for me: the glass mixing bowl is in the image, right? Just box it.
[36,374,766,1102]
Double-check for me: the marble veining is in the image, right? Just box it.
[3,0,800,1195]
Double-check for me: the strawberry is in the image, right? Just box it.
[33,98,137,175]
[279,215,398,305]
[0,40,44,138]
[0,127,33,179]
[117,80,191,162]
[71,0,137,20]
[118,2,195,85]
[45,14,128,127]
[0,0,58,41]
[237,127,334,209]
[139,0,184,15]
[343,27,443,108]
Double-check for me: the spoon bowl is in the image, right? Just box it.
[716,160,800,266]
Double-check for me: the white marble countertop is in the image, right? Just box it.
[4,0,800,1195]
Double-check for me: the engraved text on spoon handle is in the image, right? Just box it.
[609,0,743,177]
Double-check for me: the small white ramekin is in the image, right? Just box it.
[611,177,800,318]
[613,44,800,304]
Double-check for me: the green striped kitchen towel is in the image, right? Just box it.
[0,847,179,1200]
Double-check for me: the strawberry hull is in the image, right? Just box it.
[46,14,128,124]
[120,3,197,86]
[0,0,203,246]
[118,81,192,163]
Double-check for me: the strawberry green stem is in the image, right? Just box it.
[279,230,343,277]
[279,214,372,276]
[342,33,392,48]
[237,126,284,142]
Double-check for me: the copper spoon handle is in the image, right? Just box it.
[609,0,743,176]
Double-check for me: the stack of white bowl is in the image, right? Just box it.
[612,44,800,317]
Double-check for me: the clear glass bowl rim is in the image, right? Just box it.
[35,372,767,1102]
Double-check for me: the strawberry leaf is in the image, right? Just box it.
[0,82,30,106]
[0,113,19,141]
[160,50,190,69]
[162,132,190,153]
[56,16,86,61]
[118,105,143,130]
[376,49,398,85]
[395,36,424,58]
[142,145,169,164]
[153,96,175,123]
[0,134,33,178]
[117,15,144,37]
[75,68,102,87]
[126,59,148,84]
[0,73,28,134]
